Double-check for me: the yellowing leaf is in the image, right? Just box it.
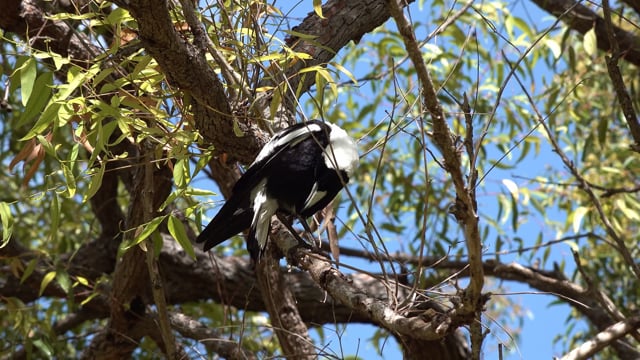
[40,271,57,296]
[583,28,597,57]
[75,276,89,287]
[0,201,13,248]
[313,0,324,18]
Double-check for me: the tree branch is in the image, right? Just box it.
[168,312,257,360]
[386,0,485,357]
[560,316,640,360]
[255,245,315,360]
[530,0,640,67]
[110,0,262,164]
[601,0,640,152]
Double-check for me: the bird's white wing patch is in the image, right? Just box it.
[251,180,278,249]
[302,182,327,212]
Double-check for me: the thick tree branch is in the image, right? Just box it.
[297,249,470,341]
[560,316,640,360]
[386,0,485,357]
[7,232,639,357]
[601,0,640,152]
[530,0,640,67]
[110,0,262,164]
[255,245,315,360]
[168,312,256,360]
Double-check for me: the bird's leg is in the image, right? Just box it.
[276,213,312,250]
[297,216,320,247]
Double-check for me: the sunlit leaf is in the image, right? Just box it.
[122,216,166,251]
[502,178,519,200]
[572,206,589,234]
[0,202,13,247]
[20,58,37,106]
[40,271,57,296]
[168,215,196,259]
[583,27,597,57]
[313,0,324,18]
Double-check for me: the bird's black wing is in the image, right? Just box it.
[232,120,330,195]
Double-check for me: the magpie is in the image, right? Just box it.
[196,119,359,260]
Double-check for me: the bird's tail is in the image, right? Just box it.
[246,227,261,261]
[196,199,252,251]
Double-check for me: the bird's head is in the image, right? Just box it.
[324,122,359,178]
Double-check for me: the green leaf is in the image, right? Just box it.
[32,338,54,358]
[81,292,100,306]
[40,271,57,296]
[615,198,640,221]
[168,215,196,259]
[56,270,71,294]
[184,188,216,197]
[57,65,99,101]
[50,192,60,243]
[83,161,106,202]
[21,102,61,140]
[122,216,166,251]
[0,201,13,248]
[20,258,38,283]
[61,163,76,198]
[20,58,37,106]
[173,158,190,188]
[332,61,358,85]
[17,72,53,128]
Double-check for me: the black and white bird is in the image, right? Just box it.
[196,120,359,260]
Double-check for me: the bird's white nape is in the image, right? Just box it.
[323,122,359,177]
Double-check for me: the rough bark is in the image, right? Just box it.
[530,0,640,66]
